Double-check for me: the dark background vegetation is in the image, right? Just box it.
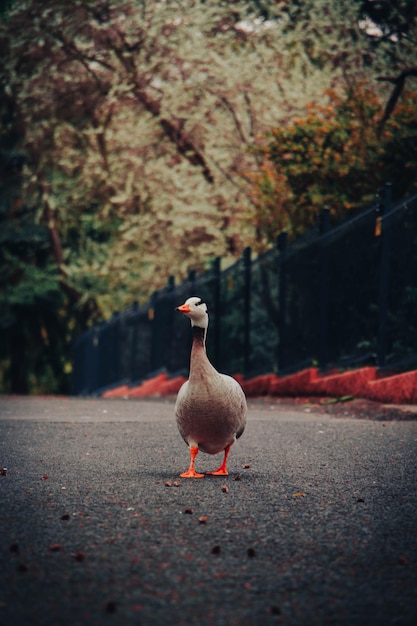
[1,0,416,394]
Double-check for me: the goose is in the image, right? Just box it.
[174,296,247,478]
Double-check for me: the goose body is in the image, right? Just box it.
[175,296,247,478]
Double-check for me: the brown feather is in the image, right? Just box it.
[175,324,247,456]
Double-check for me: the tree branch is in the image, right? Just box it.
[131,82,215,183]
[40,181,101,320]
[111,36,215,184]
[376,67,417,134]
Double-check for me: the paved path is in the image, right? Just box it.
[1,396,416,626]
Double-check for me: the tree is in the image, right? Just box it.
[356,0,417,130]
[1,0,345,311]
[248,83,417,247]
[2,0,413,392]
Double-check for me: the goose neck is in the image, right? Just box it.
[189,326,215,380]
[191,325,206,349]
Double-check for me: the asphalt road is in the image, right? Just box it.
[0,396,416,626]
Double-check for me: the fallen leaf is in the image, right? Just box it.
[221,485,229,493]
[243,464,250,469]
[198,516,208,524]
[49,543,61,552]
[184,508,193,514]
[72,551,86,562]
[42,474,48,480]
[234,475,241,481]
[0,468,7,476]
[61,514,70,521]
[293,492,305,498]
[165,481,172,487]
[211,545,221,554]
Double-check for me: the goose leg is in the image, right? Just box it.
[180,445,205,479]
[206,444,230,476]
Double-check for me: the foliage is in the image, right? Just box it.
[1,0,416,392]
[0,203,72,393]
[248,84,417,246]
[355,0,417,130]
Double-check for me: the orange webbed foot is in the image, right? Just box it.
[180,469,205,479]
[180,445,204,478]
[205,445,230,476]
[205,469,228,476]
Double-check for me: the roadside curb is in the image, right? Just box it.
[98,367,417,415]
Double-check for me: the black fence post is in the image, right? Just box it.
[96,323,105,391]
[129,301,139,383]
[277,232,288,371]
[243,246,252,376]
[149,290,159,372]
[377,182,393,368]
[188,269,196,293]
[212,256,221,369]
[166,275,175,372]
[110,311,121,385]
[318,208,330,370]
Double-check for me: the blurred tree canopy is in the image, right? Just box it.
[0,0,416,393]
[249,83,417,244]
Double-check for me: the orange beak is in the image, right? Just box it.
[177,303,191,313]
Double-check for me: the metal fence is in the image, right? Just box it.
[72,183,417,395]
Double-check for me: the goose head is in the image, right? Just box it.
[176,296,208,329]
